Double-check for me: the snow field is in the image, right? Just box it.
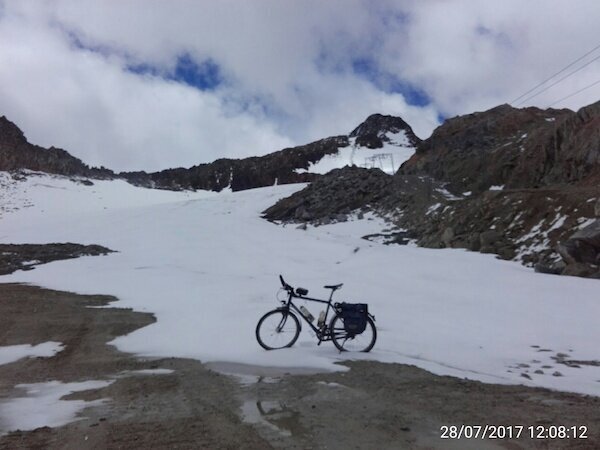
[1,173,599,397]
[296,133,415,175]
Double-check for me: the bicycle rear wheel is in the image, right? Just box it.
[256,309,301,350]
[330,314,376,352]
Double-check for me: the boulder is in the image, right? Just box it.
[497,246,516,260]
[468,233,481,251]
[558,219,600,265]
[534,261,565,275]
[562,263,600,278]
[480,230,501,248]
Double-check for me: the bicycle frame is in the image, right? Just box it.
[280,288,338,344]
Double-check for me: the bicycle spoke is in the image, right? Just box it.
[330,315,376,352]
[256,310,300,350]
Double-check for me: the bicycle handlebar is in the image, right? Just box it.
[279,274,293,292]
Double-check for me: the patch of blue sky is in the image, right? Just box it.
[171,54,222,91]
[351,58,431,107]
[127,54,223,91]
[60,27,223,92]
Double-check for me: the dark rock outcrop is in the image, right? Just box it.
[0,116,114,179]
[0,243,114,275]
[401,101,600,193]
[350,114,421,149]
[263,166,393,223]
[557,198,600,278]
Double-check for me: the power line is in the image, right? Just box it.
[547,77,600,107]
[510,41,600,104]
[515,52,600,106]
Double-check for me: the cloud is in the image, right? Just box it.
[380,0,600,115]
[0,1,599,171]
[0,3,295,171]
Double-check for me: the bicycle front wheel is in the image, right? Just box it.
[256,309,301,350]
[330,314,376,352]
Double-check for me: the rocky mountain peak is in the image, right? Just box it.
[0,117,114,179]
[349,114,421,149]
[577,98,600,121]
[0,116,28,147]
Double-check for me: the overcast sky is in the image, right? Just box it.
[1,1,599,171]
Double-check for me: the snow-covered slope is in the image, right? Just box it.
[1,172,600,396]
[298,131,415,175]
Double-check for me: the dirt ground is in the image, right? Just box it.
[0,283,599,449]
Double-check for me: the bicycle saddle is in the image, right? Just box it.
[324,283,343,290]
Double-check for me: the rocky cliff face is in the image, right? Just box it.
[0,116,114,178]
[401,102,600,192]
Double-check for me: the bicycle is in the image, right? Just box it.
[255,275,377,352]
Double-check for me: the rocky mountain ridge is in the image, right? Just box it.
[2,101,599,278]
[0,116,113,179]
[264,101,600,279]
[0,114,419,192]
[122,136,349,191]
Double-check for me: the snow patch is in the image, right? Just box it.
[435,188,461,201]
[576,218,596,230]
[296,136,415,175]
[0,342,63,366]
[0,380,113,435]
[426,203,442,215]
[316,381,346,388]
[515,213,567,262]
[547,214,567,233]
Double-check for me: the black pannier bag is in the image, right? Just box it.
[339,303,368,335]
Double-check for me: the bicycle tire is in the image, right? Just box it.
[330,314,376,352]
[256,309,301,350]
